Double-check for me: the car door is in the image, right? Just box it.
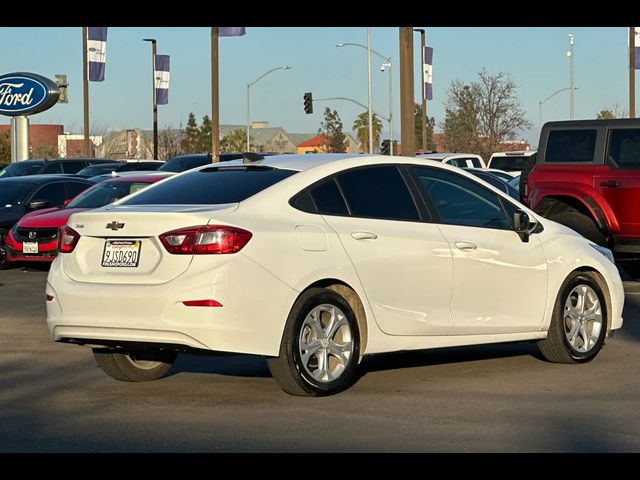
[314,165,454,336]
[595,127,640,238]
[411,166,548,334]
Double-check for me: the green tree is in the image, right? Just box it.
[0,130,10,163]
[319,107,346,153]
[596,110,616,119]
[198,115,212,152]
[182,112,200,153]
[221,128,252,153]
[442,70,531,160]
[414,103,436,151]
[352,111,383,152]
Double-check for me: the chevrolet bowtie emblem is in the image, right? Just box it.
[106,221,125,231]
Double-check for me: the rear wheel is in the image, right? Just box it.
[268,288,360,396]
[548,210,607,246]
[538,272,607,363]
[92,348,177,382]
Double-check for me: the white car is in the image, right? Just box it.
[487,150,536,177]
[46,154,624,396]
[416,152,486,169]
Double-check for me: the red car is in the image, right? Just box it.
[4,174,172,266]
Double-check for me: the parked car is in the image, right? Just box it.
[416,152,486,168]
[463,168,519,200]
[4,174,172,267]
[88,171,174,183]
[46,154,623,396]
[487,151,536,177]
[157,153,244,173]
[0,175,95,268]
[508,175,521,196]
[0,158,115,178]
[0,164,8,171]
[76,160,164,177]
[526,119,640,267]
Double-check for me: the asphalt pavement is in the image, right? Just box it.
[1,265,639,452]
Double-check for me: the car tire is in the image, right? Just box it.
[0,230,11,271]
[267,287,360,396]
[538,271,608,364]
[92,348,177,382]
[548,210,607,246]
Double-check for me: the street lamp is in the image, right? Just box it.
[337,39,393,155]
[246,66,291,152]
[567,33,575,120]
[539,87,579,125]
[413,28,427,153]
[143,38,158,160]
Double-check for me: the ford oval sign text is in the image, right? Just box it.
[0,72,60,117]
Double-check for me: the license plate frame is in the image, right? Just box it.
[101,240,142,268]
[23,242,39,254]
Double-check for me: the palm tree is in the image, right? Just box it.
[221,128,252,152]
[352,111,383,152]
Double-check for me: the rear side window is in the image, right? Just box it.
[607,129,640,168]
[336,166,419,221]
[309,180,348,215]
[545,130,596,163]
[60,161,86,174]
[41,163,63,174]
[122,167,296,205]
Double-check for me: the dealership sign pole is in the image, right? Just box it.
[0,72,60,162]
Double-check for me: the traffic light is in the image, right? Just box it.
[303,92,313,114]
[381,139,390,155]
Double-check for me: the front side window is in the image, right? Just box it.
[31,182,67,207]
[123,167,296,205]
[65,182,92,199]
[413,166,510,229]
[607,129,640,169]
[335,166,419,221]
[545,129,597,163]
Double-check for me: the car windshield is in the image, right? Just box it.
[0,182,37,206]
[0,162,43,178]
[77,164,122,176]
[67,181,154,209]
[489,156,529,171]
[123,166,296,205]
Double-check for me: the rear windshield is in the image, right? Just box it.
[489,156,529,171]
[68,181,153,208]
[122,167,296,205]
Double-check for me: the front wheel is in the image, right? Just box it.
[268,288,360,396]
[538,272,607,363]
[0,230,11,271]
[92,348,177,382]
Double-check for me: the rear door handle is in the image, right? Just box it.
[454,241,478,251]
[599,180,621,187]
[351,231,378,241]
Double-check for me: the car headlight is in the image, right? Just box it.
[590,244,615,264]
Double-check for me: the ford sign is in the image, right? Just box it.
[0,72,60,117]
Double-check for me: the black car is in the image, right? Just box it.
[76,161,164,177]
[463,168,520,201]
[0,175,95,267]
[157,153,245,173]
[0,158,115,178]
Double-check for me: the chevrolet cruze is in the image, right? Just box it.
[46,154,624,396]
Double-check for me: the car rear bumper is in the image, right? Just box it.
[46,253,298,357]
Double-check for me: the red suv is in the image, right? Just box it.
[526,119,640,259]
[4,174,171,267]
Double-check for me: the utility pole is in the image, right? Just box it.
[82,27,90,157]
[399,27,415,157]
[414,28,427,152]
[631,27,636,118]
[211,27,220,162]
[367,28,373,154]
[568,34,574,120]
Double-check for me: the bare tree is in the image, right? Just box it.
[442,70,532,160]
[158,125,186,160]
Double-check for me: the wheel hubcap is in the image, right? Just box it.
[563,284,603,353]
[298,304,354,383]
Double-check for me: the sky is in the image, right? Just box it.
[0,26,632,149]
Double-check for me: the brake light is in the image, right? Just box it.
[159,225,252,255]
[58,226,81,253]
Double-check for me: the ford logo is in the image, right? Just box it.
[0,72,59,117]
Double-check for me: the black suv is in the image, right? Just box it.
[0,158,114,178]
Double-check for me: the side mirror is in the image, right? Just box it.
[63,199,72,207]
[28,199,50,210]
[513,210,537,243]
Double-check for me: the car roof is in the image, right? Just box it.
[490,151,536,157]
[0,174,94,184]
[415,152,482,160]
[102,173,174,183]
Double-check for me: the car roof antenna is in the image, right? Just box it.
[242,152,264,164]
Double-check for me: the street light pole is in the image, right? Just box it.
[413,28,427,152]
[246,66,291,152]
[336,40,393,154]
[143,38,158,160]
[539,86,577,125]
[568,33,575,120]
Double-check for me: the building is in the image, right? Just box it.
[0,123,102,158]
[295,133,362,154]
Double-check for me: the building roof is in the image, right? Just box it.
[288,133,317,146]
[298,134,330,148]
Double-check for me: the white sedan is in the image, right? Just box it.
[46,154,624,396]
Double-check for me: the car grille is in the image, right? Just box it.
[14,227,58,243]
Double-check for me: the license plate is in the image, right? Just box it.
[101,240,141,268]
[23,242,38,254]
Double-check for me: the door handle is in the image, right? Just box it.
[599,180,621,187]
[454,241,478,251]
[351,231,378,241]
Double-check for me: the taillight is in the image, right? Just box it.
[159,225,252,255]
[58,225,81,253]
